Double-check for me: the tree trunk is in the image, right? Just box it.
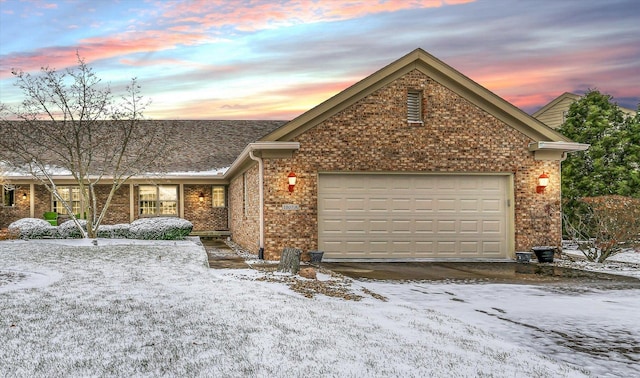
[278,247,301,274]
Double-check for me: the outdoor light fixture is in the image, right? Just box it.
[198,192,205,202]
[536,172,550,194]
[22,192,27,200]
[287,171,297,193]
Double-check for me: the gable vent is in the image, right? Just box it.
[407,91,423,123]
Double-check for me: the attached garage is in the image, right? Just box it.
[227,49,586,261]
[318,174,513,260]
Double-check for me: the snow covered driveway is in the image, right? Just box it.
[361,280,640,378]
[0,239,635,377]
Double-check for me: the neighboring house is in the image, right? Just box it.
[0,120,285,231]
[533,92,637,129]
[1,49,589,261]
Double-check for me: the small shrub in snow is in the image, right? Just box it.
[8,218,57,239]
[58,219,87,239]
[96,224,131,239]
[129,217,193,240]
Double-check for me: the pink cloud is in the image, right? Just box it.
[455,43,639,112]
[0,29,216,78]
[156,0,475,33]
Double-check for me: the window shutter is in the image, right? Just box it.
[407,91,422,123]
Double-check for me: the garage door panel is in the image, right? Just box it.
[415,199,435,212]
[392,219,412,233]
[319,174,509,259]
[436,220,457,233]
[390,198,411,211]
[460,199,479,212]
[482,199,502,212]
[345,198,366,211]
[437,199,457,212]
[460,242,480,254]
[482,242,503,256]
[460,221,479,233]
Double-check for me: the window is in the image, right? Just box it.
[139,185,178,216]
[212,186,226,207]
[53,186,84,215]
[407,90,423,123]
[2,185,15,207]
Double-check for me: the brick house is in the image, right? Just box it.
[2,49,588,260]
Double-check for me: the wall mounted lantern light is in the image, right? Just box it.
[536,172,550,194]
[287,171,297,193]
[198,192,205,202]
[22,192,27,200]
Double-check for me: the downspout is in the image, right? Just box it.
[248,149,265,260]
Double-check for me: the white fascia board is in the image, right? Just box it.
[528,141,590,152]
[224,141,301,178]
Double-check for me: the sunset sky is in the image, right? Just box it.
[1,0,638,120]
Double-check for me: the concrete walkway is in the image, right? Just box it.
[201,238,248,269]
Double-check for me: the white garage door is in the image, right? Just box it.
[318,174,511,259]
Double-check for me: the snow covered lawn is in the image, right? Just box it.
[0,239,636,377]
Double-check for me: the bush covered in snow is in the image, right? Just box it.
[8,218,57,239]
[96,224,131,239]
[129,217,193,240]
[7,217,194,240]
[58,219,87,239]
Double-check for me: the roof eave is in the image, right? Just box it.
[223,141,300,179]
[528,141,590,152]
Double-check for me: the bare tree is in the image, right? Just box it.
[563,195,640,263]
[0,53,173,238]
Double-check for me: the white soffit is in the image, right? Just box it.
[528,141,590,152]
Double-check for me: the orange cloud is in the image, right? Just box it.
[146,77,358,120]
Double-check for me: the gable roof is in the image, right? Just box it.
[261,48,571,143]
[533,92,637,120]
[532,92,581,119]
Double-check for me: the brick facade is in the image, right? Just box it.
[1,182,228,231]
[236,69,562,260]
[229,165,261,253]
[183,184,229,231]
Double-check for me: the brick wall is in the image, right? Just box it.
[0,187,30,228]
[183,184,228,231]
[229,165,261,254]
[253,69,561,260]
[1,184,131,227]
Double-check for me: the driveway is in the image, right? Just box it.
[322,261,640,289]
[320,260,640,377]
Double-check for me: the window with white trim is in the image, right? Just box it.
[212,186,226,207]
[139,185,178,216]
[53,186,84,215]
[407,90,423,123]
